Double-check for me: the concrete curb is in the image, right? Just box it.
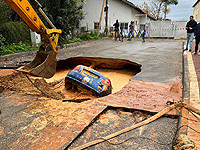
[174,42,200,148]
[179,50,190,133]
[173,44,190,147]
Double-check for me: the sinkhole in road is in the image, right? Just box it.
[45,57,142,99]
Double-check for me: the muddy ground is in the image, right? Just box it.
[0,38,183,150]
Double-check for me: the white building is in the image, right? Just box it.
[80,0,156,34]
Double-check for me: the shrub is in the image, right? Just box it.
[0,22,31,45]
[63,37,82,44]
[78,33,102,40]
[0,42,35,56]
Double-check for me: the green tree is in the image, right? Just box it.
[154,0,178,20]
[162,0,178,20]
[0,0,12,24]
[1,0,85,45]
[139,0,178,20]
[0,0,31,45]
[45,0,85,42]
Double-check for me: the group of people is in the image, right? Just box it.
[185,15,200,55]
[112,16,200,52]
[113,20,145,42]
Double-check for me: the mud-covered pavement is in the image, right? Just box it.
[0,38,183,149]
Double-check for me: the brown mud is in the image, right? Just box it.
[0,67,137,101]
[0,69,64,99]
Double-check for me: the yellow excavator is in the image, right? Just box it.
[3,0,62,78]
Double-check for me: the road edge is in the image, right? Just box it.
[173,43,190,148]
[173,43,200,149]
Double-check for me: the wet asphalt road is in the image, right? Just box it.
[1,38,183,84]
[59,38,183,150]
[57,38,183,83]
[0,38,183,150]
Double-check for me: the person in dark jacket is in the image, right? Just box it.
[128,21,134,41]
[113,20,120,41]
[185,16,197,51]
[194,22,200,55]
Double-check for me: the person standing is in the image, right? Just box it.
[185,16,197,51]
[194,22,200,55]
[128,21,134,41]
[142,29,146,43]
[120,26,124,42]
[113,20,120,41]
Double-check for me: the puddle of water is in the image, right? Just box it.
[97,69,137,93]
[45,69,69,83]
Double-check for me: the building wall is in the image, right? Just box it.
[81,0,103,32]
[193,1,200,21]
[80,0,150,33]
[108,0,133,25]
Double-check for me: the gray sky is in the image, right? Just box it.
[128,0,197,21]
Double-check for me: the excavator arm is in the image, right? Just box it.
[3,0,62,78]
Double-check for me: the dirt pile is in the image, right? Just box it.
[0,71,64,99]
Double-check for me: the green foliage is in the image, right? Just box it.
[1,0,85,46]
[45,0,85,42]
[63,37,82,44]
[162,0,178,19]
[163,0,178,5]
[79,34,94,40]
[78,33,102,40]
[0,34,6,49]
[0,42,35,56]
[0,22,31,45]
[62,32,103,44]
[0,0,12,23]
[0,1,31,45]
[139,0,178,20]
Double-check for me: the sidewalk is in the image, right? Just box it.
[181,45,200,149]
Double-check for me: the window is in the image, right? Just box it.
[81,27,86,32]
[120,22,128,30]
[83,69,99,79]
[94,22,101,30]
[140,24,145,30]
[125,23,128,29]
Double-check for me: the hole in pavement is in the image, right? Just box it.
[0,57,141,100]
[45,57,141,99]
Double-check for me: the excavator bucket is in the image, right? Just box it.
[17,44,57,78]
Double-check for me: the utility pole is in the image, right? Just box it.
[105,0,108,36]
[97,0,105,36]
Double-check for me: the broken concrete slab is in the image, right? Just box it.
[97,80,182,116]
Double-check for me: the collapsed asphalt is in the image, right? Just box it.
[0,38,183,149]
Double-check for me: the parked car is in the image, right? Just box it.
[65,65,112,97]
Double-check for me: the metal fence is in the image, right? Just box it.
[148,20,187,38]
